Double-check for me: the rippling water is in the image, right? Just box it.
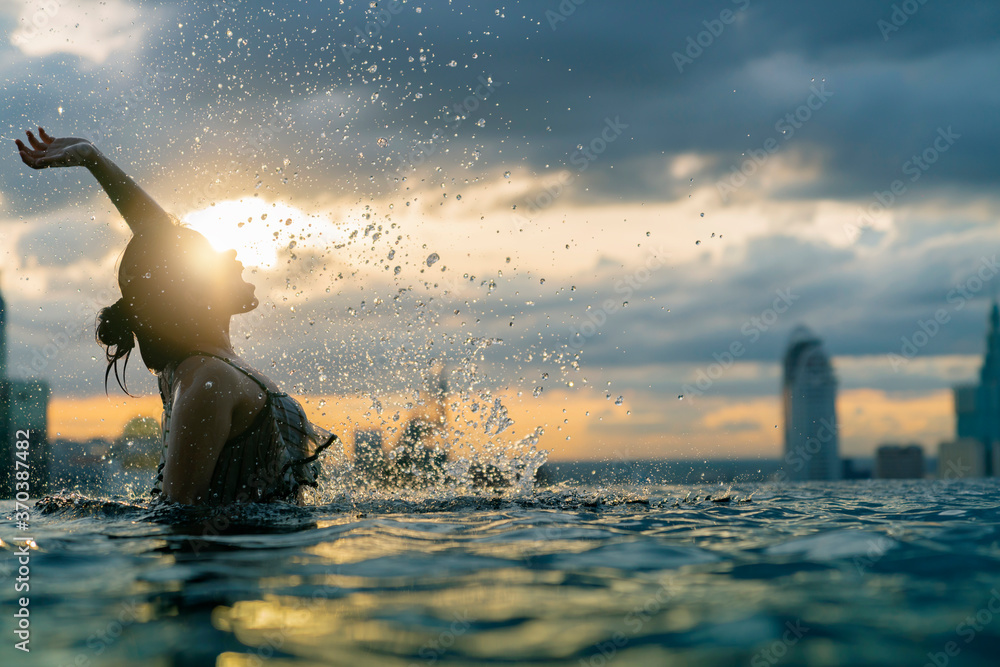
[3,479,1000,666]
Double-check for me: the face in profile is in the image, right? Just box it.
[171,229,258,314]
[119,227,258,342]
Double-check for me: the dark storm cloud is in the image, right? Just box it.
[5,0,998,208]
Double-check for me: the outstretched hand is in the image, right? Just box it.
[15,127,98,170]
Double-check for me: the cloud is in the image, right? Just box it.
[6,0,148,64]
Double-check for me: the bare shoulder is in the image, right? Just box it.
[172,354,241,393]
[171,354,278,401]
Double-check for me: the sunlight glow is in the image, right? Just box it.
[181,198,323,269]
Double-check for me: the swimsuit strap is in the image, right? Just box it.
[186,351,275,395]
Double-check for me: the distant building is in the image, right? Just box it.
[938,438,987,479]
[952,302,1000,476]
[782,326,840,481]
[0,280,52,497]
[874,444,925,479]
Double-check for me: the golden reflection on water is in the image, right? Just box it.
[208,571,685,664]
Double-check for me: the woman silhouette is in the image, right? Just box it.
[15,127,336,505]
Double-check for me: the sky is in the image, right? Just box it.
[1,0,999,461]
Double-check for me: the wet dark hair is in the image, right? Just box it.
[95,296,138,394]
[95,224,227,393]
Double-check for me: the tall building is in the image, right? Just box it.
[874,444,925,479]
[0,279,52,497]
[938,438,987,479]
[782,326,840,481]
[951,301,1000,476]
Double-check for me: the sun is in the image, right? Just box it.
[180,198,319,270]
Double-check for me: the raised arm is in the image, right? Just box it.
[15,127,173,236]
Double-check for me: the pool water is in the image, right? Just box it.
[2,478,1000,666]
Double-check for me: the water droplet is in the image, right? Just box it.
[376,137,388,148]
[700,212,705,217]
[426,253,440,267]
[204,381,214,389]
[678,394,684,400]
[533,386,543,397]
[475,118,486,127]
[504,171,511,179]
[695,240,701,245]
[615,396,624,406]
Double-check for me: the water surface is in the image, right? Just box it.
[2,479,999,666]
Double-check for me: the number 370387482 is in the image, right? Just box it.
[13,429,32,516]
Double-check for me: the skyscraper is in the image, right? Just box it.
[0,279,52,497]
[950,301,1000,476]
[782,326,840,481]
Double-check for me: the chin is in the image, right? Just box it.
[238,285,258,313]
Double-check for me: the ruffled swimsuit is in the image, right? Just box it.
[150,352,336,504]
